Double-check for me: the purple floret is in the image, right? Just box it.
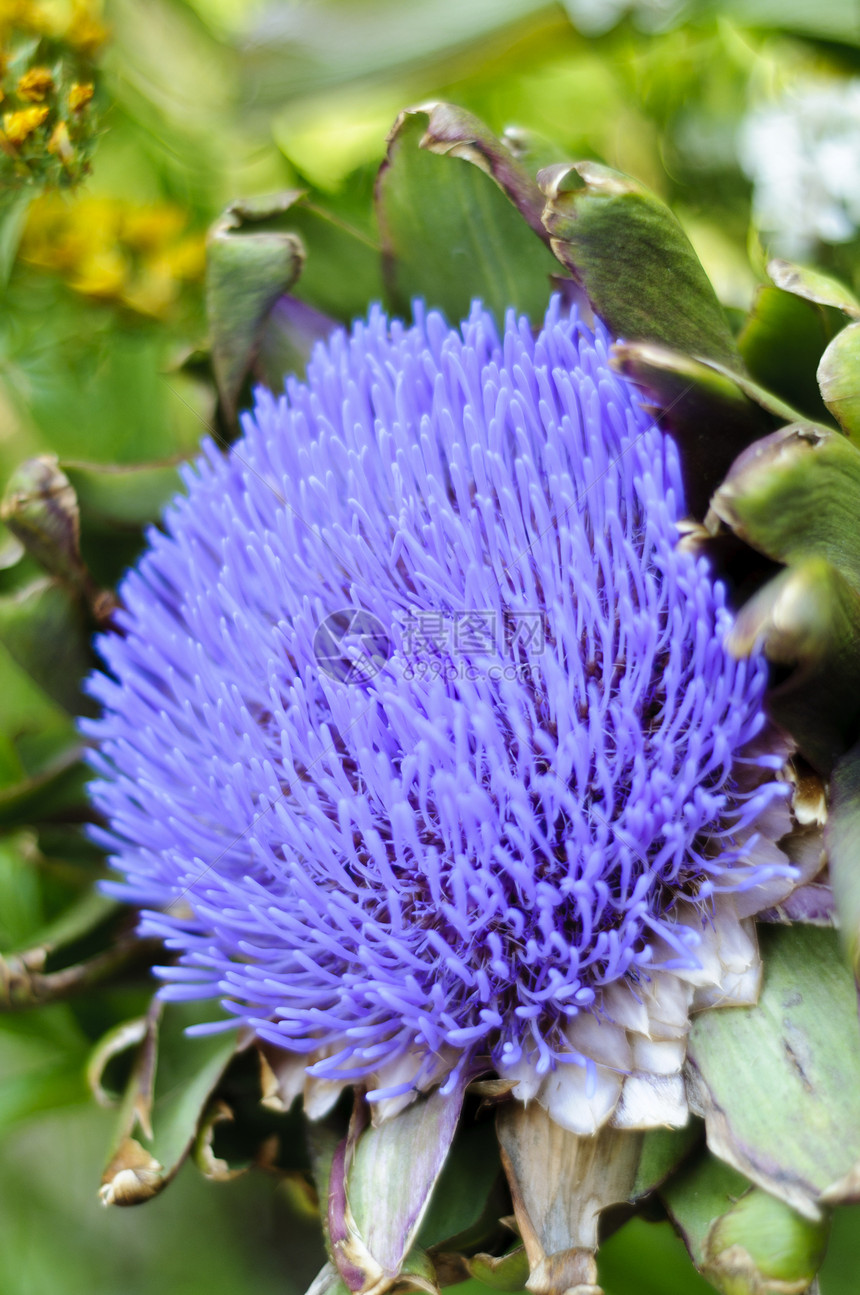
[84,299,789,1098]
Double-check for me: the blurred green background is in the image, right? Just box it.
[3,1,860,1291]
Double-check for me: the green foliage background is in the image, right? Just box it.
[2,2,860,1291]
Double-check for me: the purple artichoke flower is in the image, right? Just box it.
[84,298,797,1135]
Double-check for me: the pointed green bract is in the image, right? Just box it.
[665,1155,828,1295]
[768,259,860,320]
[376,104,559,323]
[703,1186,829,1295]
[306,1263,352,1295]
[663,1155,753,1269]
[99,999,239,1207]
[463,1248,530,1291]
[727,556,860,773]
[329,1087,464,1294]
[206,195,305,418]
[1,456,86,591]
[826,740,860,980]
[710,423,860,595]
[686,926,860,1220]
[738,286,838,425]
[407,102,550,242]
[817,322,860,443]
[538,160,739,368]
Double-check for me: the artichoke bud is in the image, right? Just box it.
[0,454,87,589]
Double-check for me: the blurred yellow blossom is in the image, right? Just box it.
[46,116,72,163]
[63,2,107,54]
[16,65,54,100]
[67,79,91,111]
[0,0,48,37]
[2,103,48,143]
[20,193,206,318]
[0,0,105,46]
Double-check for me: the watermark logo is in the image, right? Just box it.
[401,609,546,657]
[312,608,392,684]
[313,606,547,686]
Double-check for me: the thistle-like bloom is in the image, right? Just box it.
[85,300,796,1134]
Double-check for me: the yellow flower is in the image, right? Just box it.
[16,65,54,102]
[21,194,204,317]
[2,104,48,144]
[68,81,93,112]
[46,118,73,165]
[63,4,108,55]
[120,206,184,253]
[69,246,127,298]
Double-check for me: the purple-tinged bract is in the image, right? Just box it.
[85,300,789,1101]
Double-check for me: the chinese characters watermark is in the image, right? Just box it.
[313,607,547,685]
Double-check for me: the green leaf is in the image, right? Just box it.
[662,1154,752,1269]
[686,926,860,1220]
[0,1054,89,1131]
[538,161,739,368]
[702,0,860,43]
[0,579,93,715]
[268,194,383,325]
[376,104,559,324]
[406,102,550,242]
[0,1003,91,1134]
[0,835,43,952]
[0,192,32,286]
[727,557,860,774]
[100,998,240,1206]
[257,295,340,392]
[206,195,305,418]
[597,1217,716,1295]
[416,1117,502,1250]
[768,259,860,320]
[62,459,182,529]
[0,741,87,831]
[240,0,552,107]
[738,286,838,426]
[710,424,860,596]
[464,1248,530,1292]
[826,739,860,980]
[817,322,860,444]
[632,1120,703,1199]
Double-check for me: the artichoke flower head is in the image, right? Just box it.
[79,104,860,1295]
